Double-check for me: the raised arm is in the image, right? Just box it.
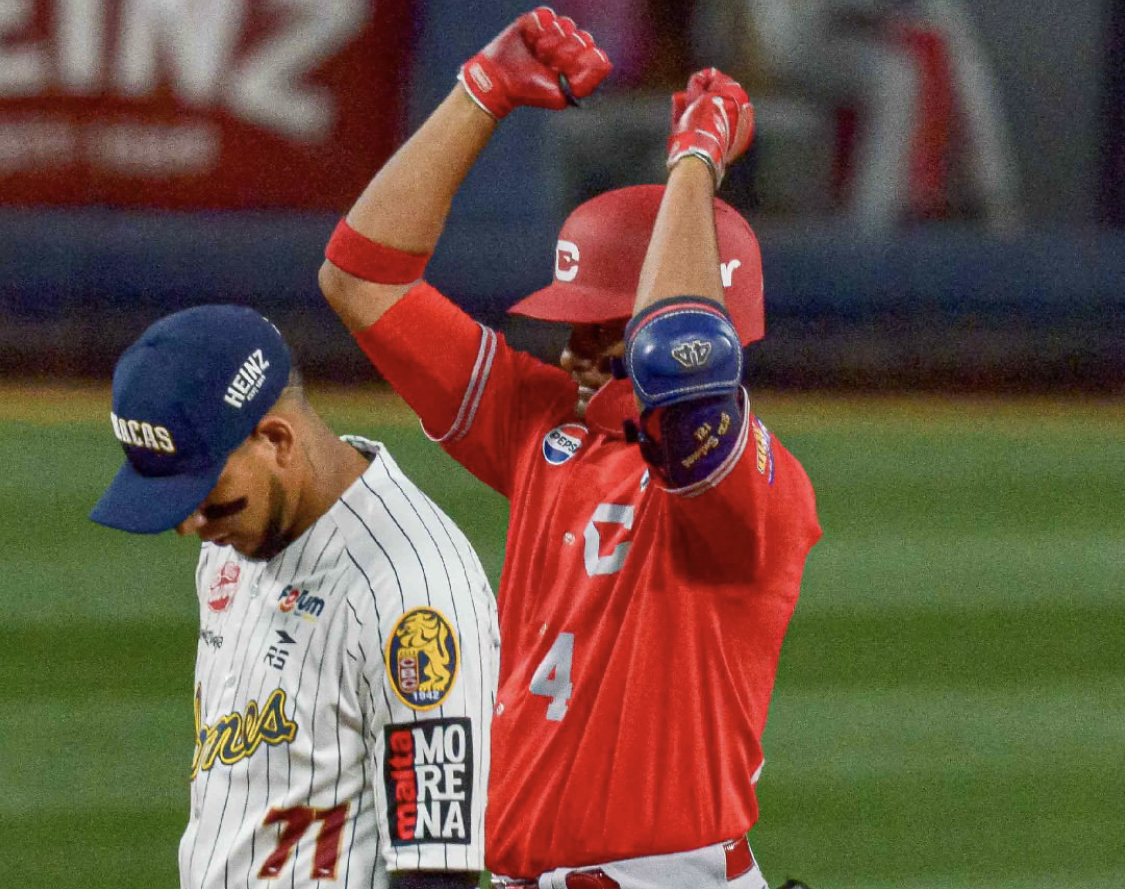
[623,69,757,490]
[319,7,611,333]
[634,69,755,315]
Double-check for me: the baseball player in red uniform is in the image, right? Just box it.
[89,305,500,889]
[318,8,821,888]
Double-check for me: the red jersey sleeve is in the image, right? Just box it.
[354,282,575,498]
[657,392,821,578]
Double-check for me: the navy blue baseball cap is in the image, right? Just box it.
[90,305,292,534]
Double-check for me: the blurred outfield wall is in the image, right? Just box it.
[3,207,1123,391]
[1,0,1123,392]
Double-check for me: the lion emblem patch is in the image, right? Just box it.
[386,607,460,710]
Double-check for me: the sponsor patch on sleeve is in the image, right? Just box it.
[384,717,474,846]
[386,607,460,710]
[752,417,775,484]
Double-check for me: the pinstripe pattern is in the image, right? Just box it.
[178,438,499,888]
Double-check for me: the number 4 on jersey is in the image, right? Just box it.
[529,632,574,721]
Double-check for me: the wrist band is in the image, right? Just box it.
[325,218,432,285]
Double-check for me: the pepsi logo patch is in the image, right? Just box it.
[386,608,460,711]
[207,562,240,612]
[542,423,587,465]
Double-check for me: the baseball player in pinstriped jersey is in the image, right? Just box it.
[90,305,499,889]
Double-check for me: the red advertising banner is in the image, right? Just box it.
[0,0,412,210]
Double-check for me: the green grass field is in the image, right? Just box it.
[2,385,1122,888]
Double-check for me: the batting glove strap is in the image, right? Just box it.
[625,296,742,411]
[666,140,724,187]
[458,6,611,120]
[458,56,513,119]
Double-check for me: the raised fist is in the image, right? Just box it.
[666,68,754,188]
[458,7,612,119]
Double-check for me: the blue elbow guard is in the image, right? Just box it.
[624,297,743,410]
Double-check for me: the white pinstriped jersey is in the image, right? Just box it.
[179,437,499,889]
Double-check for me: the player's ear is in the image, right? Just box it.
[254,415,296,468]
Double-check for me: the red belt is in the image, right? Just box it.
[493,835,755,888]
[492,871,620,889]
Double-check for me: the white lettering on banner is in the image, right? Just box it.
[0,119,77,171]
[721,258,742,288]
[0,0,47,96]
[57,0,103,92]
[116,0,246,105]
[89,120,220,174]
[227,0,366,141]
[0,0,368,141]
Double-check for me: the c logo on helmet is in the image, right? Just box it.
[555,239,580,282]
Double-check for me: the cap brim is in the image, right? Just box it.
[507,283,634,325]
[89,460,224,534]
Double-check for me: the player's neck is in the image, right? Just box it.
[288,427,371,541]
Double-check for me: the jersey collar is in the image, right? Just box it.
[584,378,639,439]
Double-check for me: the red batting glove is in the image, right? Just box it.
[458,7,612,119]
[667,68,755,188]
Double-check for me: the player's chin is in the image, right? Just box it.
[222,536,267,562]
[574,386,597,418]
[246,529,294,562]
[224,539,255,560]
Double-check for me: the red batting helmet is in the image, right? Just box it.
[508,185,765,345]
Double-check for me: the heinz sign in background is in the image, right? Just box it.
[0,0,412,210]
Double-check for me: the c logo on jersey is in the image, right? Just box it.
[386,608,459,711]
[542,423,587,465]
[207,562,240,612]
